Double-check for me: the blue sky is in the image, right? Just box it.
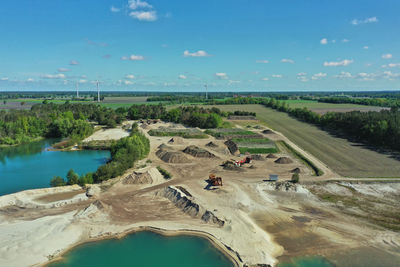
[0,0,399,92]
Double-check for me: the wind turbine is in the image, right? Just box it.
[96,80,100,102]
[204,84,208,100]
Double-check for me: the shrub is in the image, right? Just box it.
[291,173,300,183]
[50,176,66,187]
[157,166,172,179]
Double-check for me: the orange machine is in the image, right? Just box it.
[208,174,223,186]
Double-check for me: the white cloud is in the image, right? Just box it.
[128,0,153,10]
[323,59,353,67]
[320,38,328,45]
[79,79,87,84]
[383,71,400,79]
[363,46,369,50]
[178,74,187,79]
[261,77,269,81]
[311,72,327,80]
[228,80,240,85]
[110,6,120,13]
[125,74,135,79]
[382,53,393,59]
[27,78,34,82]
[256,60,269,64]
[183,50,210,57]
[298,77,309,82]
[57,68,70,72]
[351,16,378,25]
[271,74,283,78]
[121,55,145,61]
[215,73,228,79]
[297,72,307,76]
[41,74,65,79]
[124,80,134,85]
[70,60,79,65]
[342,39,350,43]
[335,72,353,79]
[129,11,157,21]
[382,63,400,68]
[281,58,295,64]
[0,77,8,81]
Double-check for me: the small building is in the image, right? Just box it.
[269,174,279,181]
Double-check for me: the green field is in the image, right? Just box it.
[211,104,400,178]
[148,128,208,139]
[204,128,260,138]
[239,147,278,154]
[281,100,386,114]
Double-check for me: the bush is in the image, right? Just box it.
[291,173,300,183]
[157,166,172,179]
[67,169,79,185]
[50,176,66,187]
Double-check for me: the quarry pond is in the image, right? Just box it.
[0,139,110,196]
[47,231,234,267]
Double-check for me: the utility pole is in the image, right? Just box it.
[97,80,100,102]
[76,81,79,98]
[204,84,208,100]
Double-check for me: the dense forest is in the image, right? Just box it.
[0,103,124,145]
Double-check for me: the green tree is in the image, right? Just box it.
[50,176,66,187]
[66,169,79,185]
[291,173,300,183]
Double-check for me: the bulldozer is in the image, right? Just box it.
[208,174,223,186]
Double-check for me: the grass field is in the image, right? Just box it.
[211,104,400,178]
[148,128,208,139]
[282,99,387,114]
[204,128,260,138]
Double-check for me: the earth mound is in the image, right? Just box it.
[266,153,278,159]
[224,140,239,155]
[123,167,165,185]
[183,146,216,158]
[251,154,265,161]
[156,148,191,163]
[262,129,273,134]
[291,167,301,173]
[275,157,293,164]
[205,141,218,147]
[221,161,244,171]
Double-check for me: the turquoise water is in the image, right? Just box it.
[0,139,110,196]
[278,256,334,267]
[47,231,234,267]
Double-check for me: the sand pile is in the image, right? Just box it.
[206,141,218,147]
[291,168,301,173]
[262,129,273,134]
[183,146,216,158]
[221,161,243,171]
[156,148,191,163]
[266,154,277,159]
[123,167,164,185]
[275,157,293,164]
[251,154,265,161]
[224,140,239,155]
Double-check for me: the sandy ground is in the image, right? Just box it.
[0,121,399,267]
[83,126,130,142]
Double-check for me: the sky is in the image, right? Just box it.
[0,0,399,92]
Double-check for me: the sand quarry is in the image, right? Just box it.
[0,121,400,267]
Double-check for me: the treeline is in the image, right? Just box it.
[0,103,124,145]
[318,97,400,108]
[115,104,231,129]
[50,124,150,186]
[258,99,400,152]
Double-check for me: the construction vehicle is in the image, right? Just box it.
[234,156,252,167]
[208,174,223,186]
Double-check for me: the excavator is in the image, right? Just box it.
[234,156,251,167]
[208,174,223,186]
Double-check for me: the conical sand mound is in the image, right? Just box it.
[156,148,191,163]
[275,157,293,164]
[183,146,216,158]
[266,153,277,159]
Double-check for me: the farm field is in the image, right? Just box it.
[211,104,400,178]
[281,99,387,114]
